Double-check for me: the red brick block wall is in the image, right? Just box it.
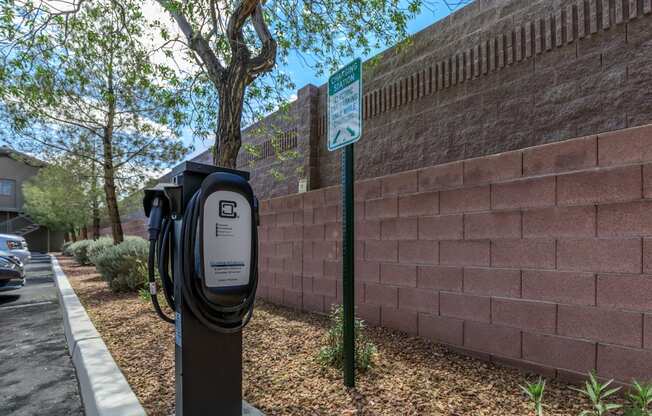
[257,124,652,383]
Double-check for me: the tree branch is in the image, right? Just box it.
[156,0,226,87]
[247,4,277,76]
[226,0,259,54]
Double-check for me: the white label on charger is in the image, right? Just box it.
[202,190,252,288]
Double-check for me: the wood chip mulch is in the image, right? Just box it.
[58,255,592,416]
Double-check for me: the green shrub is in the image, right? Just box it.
[93,237,149,292]
[68,239,94,265]
[317,305,377,372]
[86,237,114,265]
[62,241,74,256]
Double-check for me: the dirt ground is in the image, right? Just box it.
[58,255,594,416]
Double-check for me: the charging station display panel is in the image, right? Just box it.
[202,191,252,288]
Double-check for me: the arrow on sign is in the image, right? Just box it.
[346,127,356,136]
[334,130,342,142]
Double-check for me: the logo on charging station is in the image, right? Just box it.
[219,200,238,218]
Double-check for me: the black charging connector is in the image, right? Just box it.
[145,195,175,324]
[147,197,165,241]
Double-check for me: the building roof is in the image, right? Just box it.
[0,147,47,168]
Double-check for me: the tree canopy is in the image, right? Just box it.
[156,0,428,166]
[23,153,99,234]
[1,0,190,242]
[0,0,467,238]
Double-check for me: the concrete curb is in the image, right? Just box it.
[52,256,146,416]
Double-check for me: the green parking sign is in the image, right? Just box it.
[327,58,362,151]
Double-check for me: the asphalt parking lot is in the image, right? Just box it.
[0,254,83,415]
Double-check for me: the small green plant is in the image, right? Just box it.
[624,381,652,416]
[317,305,377,372]
[574,372,622,416]
[520,377,546,416]
[138,283,152,302]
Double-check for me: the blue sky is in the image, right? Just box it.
[284,2,466,89]
[184,1,468,160]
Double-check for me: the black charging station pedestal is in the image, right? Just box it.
[150,161,263,416]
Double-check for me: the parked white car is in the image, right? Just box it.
[0,234,31,264]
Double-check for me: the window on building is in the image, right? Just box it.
[0,179,15,197]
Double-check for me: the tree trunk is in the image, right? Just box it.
[91,162,101,240]
[92,205,101,240]
[102,131,123,244]
[102,58,124,244]
[81,226,88,240]
[214,68,248,168]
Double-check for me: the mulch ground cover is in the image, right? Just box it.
[58,255,597,416]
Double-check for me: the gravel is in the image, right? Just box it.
[58,255,598,416]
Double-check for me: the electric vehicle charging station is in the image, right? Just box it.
[143,161,260,416]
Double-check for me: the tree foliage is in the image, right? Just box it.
[0,0,189,243]
[23,153,100,233]
[156,0,428,167]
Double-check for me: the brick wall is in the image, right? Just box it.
[314,0,652,188]
[257,123,652,383]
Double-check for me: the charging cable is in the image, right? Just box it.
[147,197,175,324]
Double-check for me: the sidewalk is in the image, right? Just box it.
[0,254,83,415]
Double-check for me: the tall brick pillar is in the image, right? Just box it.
[295,84,320,192]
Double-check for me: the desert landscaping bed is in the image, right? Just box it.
[57,255,593,416]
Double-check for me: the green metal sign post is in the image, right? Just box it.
[328,58,362,388]
[341,144,355,387]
